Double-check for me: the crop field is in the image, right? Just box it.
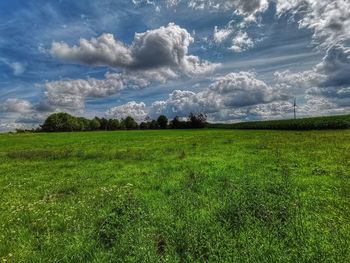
[209,114,350,130]
[0,129,349,262]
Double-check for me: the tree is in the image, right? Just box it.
[108,119,120,130]
[41,113,58,132]
[140,122,150,130]
[170,116,181,129]
[157,115,168,129]
[41,112,80,132]
[150,120,159,129]
[89,118,101,130]
[188,113,207,128]
[98,118,109,130]
[122,116,138,130]
[77,117,90,131]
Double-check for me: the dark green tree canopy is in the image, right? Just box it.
[157,115,168,129]
[188,113,207,128]
[40,112,208,132]
[41,113,79,132]
[108,119,120,130]
[122,116,138,130]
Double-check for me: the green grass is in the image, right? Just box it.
[0,129,349,262]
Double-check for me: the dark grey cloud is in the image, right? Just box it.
[298,45,350,107]
[274,45,350,107]
[316,45,350,95]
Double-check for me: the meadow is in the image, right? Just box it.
[0,129,349,262]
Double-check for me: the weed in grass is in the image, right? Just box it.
[311,167,328,176]
[41,186,79,202]
[155,233,166,257]
[223,139,233,144]
[179,150,186,160]
[6,149,73,160]
[182,171,204,193]
[95,187,146,250]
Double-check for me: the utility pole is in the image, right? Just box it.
[293,98,297,119]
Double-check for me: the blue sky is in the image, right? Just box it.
[0,0,349,130]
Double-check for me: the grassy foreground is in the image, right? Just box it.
[0,129,349,262]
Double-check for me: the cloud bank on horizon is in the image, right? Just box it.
[0,0,349,130]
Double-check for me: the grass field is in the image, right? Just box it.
[0,129,349,262]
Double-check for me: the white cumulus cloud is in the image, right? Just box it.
[0,98,33,113]
[111,71,290,121]
[229,31,255,52]
[51,23,218,76]
[275,0,350,50]
[214,26,233,43]
[106,101,148,122]
[43,73,124,112]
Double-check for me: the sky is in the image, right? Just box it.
[0,0,349,131]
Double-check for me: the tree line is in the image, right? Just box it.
[14,113,349,133]
[37,112,207,132]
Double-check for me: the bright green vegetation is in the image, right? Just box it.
[210,114,350,130]
[0,129,349,262]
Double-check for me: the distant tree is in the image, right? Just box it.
[98,118,109,130]
[15,129,26,133]
[119,119,126,130]
[188,113,207,128]
[41,112,80,132]
[169,116,181,129]
[157,115,168,129]
[41,113,58,132]
[150,120,160,129]
[77,117,90,131]
[122,116,138,130]
[89,118,101,130]
[108,119,120,130]
[140,122,150,130]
